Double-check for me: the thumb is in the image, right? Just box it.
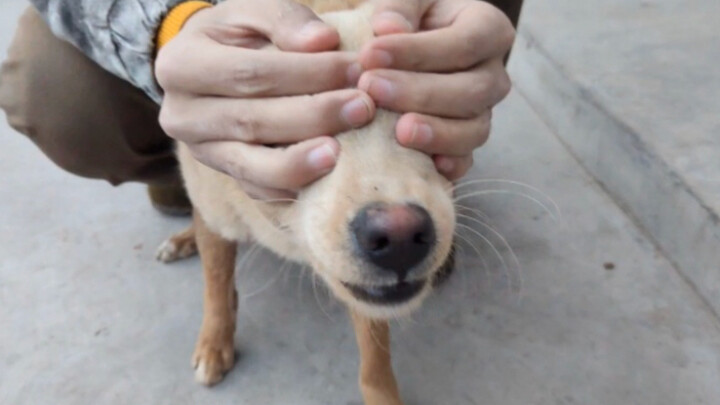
[369,0,426,35]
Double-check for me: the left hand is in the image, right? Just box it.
[358,0,515,180]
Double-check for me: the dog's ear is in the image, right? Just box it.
[294,0,367,14]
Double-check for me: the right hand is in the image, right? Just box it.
[155,0,375,199]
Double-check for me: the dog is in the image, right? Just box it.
[157,1,457,403]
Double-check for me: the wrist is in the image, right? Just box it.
[156,1,213,50]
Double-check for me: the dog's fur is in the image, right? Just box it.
[158,2,456,403]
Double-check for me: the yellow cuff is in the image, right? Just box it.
[156,1,213,49]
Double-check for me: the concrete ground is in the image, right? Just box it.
[2,1,719,405]
[511,0,720,315]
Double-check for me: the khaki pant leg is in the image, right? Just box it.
[0,7,179,186]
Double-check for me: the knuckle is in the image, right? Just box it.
[154,49,181,90]
[464,156,475,172]
[500,21,517,50]
[479,121,491,144]
[463,113,491,149]
[455,157,473,179]
[158,102,183,139]
[480,120,492,144]
[411,86,434,111]
[498,73,512,100]
[485,108,494,121]
[265,162,298,190]
[230,62,274,96]
[187,145,220,176]
[225,107,261,143]
[280,173,304,191]
[468,79,491,113]
[457,33,481,67]
[404,50,424,71]
[313,94,343,130]
[225,159,250,182]
[286,5,318,28]
[487,6,516,49]
[451,163,471,181]
[187,146,207,166]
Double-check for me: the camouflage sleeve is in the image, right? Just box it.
[29,0,216,103]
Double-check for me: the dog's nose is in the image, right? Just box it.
[351,203,435,276]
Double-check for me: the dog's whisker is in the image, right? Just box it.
[453,232,490,273]
[368,320,391,354]
[311,272,336,322]
[278,257,294,286]
[242,264,285,299]
[234,243,265,322]
[455,233,494,295]
[453,202,492,222]
[453,232,491,294]
[455,189,559,221]
[401,310,426,328]
[456,223,513,297]
[237,243,262,274]
[450,242,469,296]
[456,214,524,299]
[452,179,560,218]
[451,177,550,195]
[236,243,264,298]
[297,264,310,302]
[243,255,296,300]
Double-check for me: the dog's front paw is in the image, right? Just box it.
[192,334,235,386]
[156,235,197,263]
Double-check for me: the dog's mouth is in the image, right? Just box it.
[343,279,426,305]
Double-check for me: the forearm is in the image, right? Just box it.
[29,0,214,103]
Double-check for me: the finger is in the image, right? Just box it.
[188,136,340,191]
[160,90,374,145]
[435,155,474,181]
[395,111,492,156]
[368,0,428,35]
[235,179,297,201]
[201,0,341,52]
[358,59,510,118]
[156,40,358,97]
[359,1,515,72]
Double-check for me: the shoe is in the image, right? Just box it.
[147,184,192,216]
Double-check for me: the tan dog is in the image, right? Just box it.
[157,2,456,403]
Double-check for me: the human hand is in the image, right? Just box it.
[155,0,375,199]
[359,0,515,180]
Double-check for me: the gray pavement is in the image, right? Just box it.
[2,1,720,405]
[510,0,720,315]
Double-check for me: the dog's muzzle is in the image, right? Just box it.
[343,279,427,305]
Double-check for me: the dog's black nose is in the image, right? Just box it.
[351,203,435,277]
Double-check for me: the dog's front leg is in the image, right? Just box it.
[192,210,238,386]
[351,311,404,405]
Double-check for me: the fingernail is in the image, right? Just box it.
[368,49,393,68]
[341,97,372,127]
[347,62,362,86]
[411,124,433,146]
[307,143,338,171]
[437,157,455,173]
[362,76,395,104]
[299,21,329,39]
[375,11,413,33]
